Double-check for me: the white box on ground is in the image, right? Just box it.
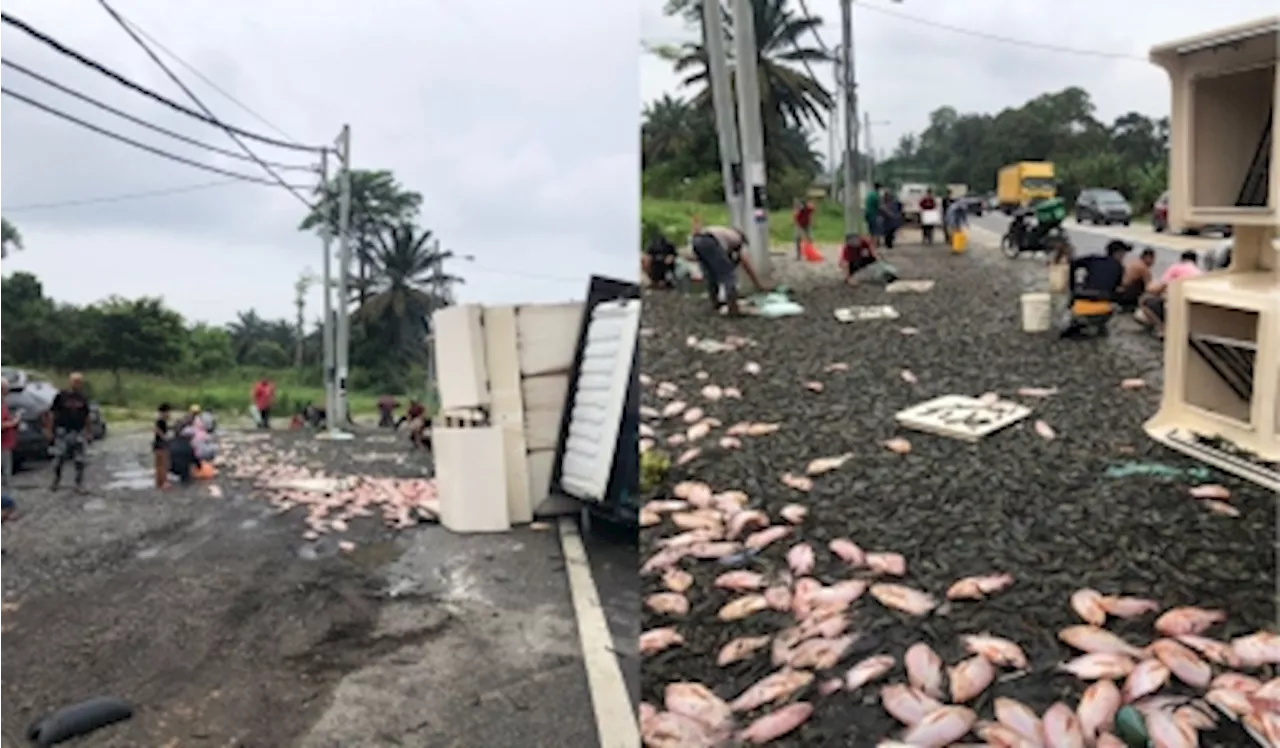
[885,280,935,294]
[433,305,490,410]
[433,425,511,533]
[516,303,584,377]
[895,394,1032,442]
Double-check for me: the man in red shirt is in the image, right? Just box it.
[918,189,939,245]
[1,379,18,487]
[252,377,276,429]
[839,233,880,285]
[793,199,814,259]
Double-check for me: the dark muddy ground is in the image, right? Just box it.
[638,238,1275,747]
[2,427,620,748]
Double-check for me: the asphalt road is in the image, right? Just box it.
[968,213,1230,277]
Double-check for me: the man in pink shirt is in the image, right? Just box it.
[1137,250,1203,338]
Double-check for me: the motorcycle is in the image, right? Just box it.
[1001,200,1073,262]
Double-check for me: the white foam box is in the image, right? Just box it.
[516,302,584,377]
[433,305,490,410]
[521,373,570,452]
[482,305,533,525]
[433,426,511,533]
[895,394,1032,443]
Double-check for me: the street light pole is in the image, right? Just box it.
[331,124,354,439]
[317,149,339,437]
[702,0,744,230]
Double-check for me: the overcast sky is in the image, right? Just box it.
[2,0,639,326]
[642,0,1277,167]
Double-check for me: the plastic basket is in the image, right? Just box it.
[1034,198,1066,225]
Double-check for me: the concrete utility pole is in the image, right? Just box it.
[332,124,354,438]
[317,149,339,438]
[702,0,744,230]
[840,0,861,235]
[731,0,772,282]
[829,50,841,197]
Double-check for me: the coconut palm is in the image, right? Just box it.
[356,223,464,361]
[2,217,23,259]
[658,0,834,129]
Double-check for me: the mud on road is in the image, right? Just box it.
[2,429,606,747]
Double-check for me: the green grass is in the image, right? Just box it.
[12,367,400,425]
[642,197,850,248]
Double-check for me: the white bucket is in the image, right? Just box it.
[1020,292,1052,333]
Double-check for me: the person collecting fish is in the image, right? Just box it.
[251,376,276,429]
[918,189,939,245]
[689,225,767,316]
[642,232,679,289]
[1059,240,1131,339]
[153,403,172,489]
[45,372,93,492]
[838,233,884,286]
[1,379,17,490]
[376,395,399,428]
[944,196,969,243]
[792,199,815,259]
[1136,250,1203,339]
[879,191,903,250]
[1114,247,1156,312]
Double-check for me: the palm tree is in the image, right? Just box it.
[299,170,423,306]
[2,218,23,259]
[660,0,834,129]
[355,223,464,362]
[226,309,268,364]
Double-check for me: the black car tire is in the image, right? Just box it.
[1001,232,1019,259]
[1122,220,1130,226]
[1153,219,1165,233]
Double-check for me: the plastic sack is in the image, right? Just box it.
[870,261,898,284]
[753,292,804,318]
[800,240,824,263]
[1048,263,1069,294]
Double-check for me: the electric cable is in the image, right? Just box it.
[795,0,835,54]
[1,88,313,189]
[95,0,315,208]
[853,1,1146,61]
[108,14,301,145]
[3,181,242,213]
[1,59,314,172]
[0,12,331,153]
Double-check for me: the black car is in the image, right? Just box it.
[3,370,107,471]
[1074,188,1133,225]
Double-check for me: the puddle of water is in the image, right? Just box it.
[103,468,154,491]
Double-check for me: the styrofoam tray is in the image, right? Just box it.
[834,305,900,323]
[895,394,1032,442]
[885,280,936,294]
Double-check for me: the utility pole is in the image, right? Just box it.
[332,124,354,438]
[318,149,339,438]
[424,237,441,407]
[731,0,772,283]
[293,269,317,369]
[829,51,841,198]
[864,112,875,187]
[702,0,744,230]
[840,0,862,235]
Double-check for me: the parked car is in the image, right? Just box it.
[1151,191,1232,237]
[1074,188,1133,225]
[962,196,985,216]
[2,368,107,471]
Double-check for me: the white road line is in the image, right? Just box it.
[558,517,639,748]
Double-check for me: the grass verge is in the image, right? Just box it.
[642,197,849,247]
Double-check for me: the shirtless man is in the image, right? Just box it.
[1114,247,1156,311]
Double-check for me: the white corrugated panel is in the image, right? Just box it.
[557,298,640,502]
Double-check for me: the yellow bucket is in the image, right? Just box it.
[950,229,968,254]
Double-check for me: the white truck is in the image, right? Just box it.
[898,183,930,225]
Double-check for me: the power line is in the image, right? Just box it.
[1,59,314,172]
[795,0,834,54]
[1,88,312,188]
[95,0,315,209]
[4,181,242,212]
[111,15,301,145]
[853,1,1146,61]
[0,12,331,153]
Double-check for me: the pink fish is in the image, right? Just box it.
[1042,702,1086,748]
[738,702,812,744]
[1232,630,1280,668]
[745,526,791,551]
[1149,638,1212,688]
[865,551,907,576]
[646,593,689,616]
[1123,659,1170,702]
[787,635,854,670]
[1099,595,1161,619]
[880,684,943,727]
[1058,653,1135,680]
[899,706,977,748]
[726,510,769,539]
[948,656,995,703]
[779,504,808,524]
[715,570,765,591]
[787,543,815,575]
[664,682,733,736]
[993,697,1041,743]
[639,627,684,655]
[828,538,865,566]
[844,654,895,691]
[1154,606,1226,637]
[905,642,944,699]
[718,636,770,667]
[1077,679,1122,741]
[730,669,814,713]
[1070,588,1108,625]
[870,584,937,616]
[961,634,1028,669]
[764,585,792,612]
